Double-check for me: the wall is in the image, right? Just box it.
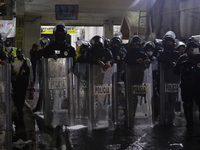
[24,18,41,58]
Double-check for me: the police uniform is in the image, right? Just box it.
[174,53,200,129]
[43,41,76,64]
[158,49,180,124]
[85,47,113,65]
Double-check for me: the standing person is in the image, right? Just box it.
[36,36,50,60]
[43,22,76,63]
[158,31,180,125]
[110,36,126,82]
[143,41,159,119]
[11,48,33,120]
[29,43,38,82]
[124,35,150,111]
[175,41,186,56]
[34,22,76,113]
[85,35,113,71]
[125,35,150,66]
[3,39,17,63]
[75,41,91,63]
[173,35,200,131]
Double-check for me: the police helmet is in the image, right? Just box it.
[39,36,50,48]
[128,35,142,48]
[163,35,176,48]
[154,39,163,47]
[104,38,110,49]
[110,36,122,48]
[143,41,155,52]
[162,31,176,47]
[53,22,67,35]
[186,35,200,49]
[90,35,104,49]
[80,41,91,50]
[175,41,186,50]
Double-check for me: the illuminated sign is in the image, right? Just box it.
[55,5,78,20]
[41,26,76,34]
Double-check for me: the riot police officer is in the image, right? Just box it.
[124,35,150,126]
[75,41,91,63]
[173,35,200,131]
[125,35,150,65]
[175,41,186,56]
[143,41,159,119]
[43,22,76,64]
[110,36,126,81]
[158,31,180,124]
[36,36,50,60]
[85,35,113,71]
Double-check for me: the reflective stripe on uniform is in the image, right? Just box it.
[3,47,17,57]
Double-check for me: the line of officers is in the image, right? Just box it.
[0,22,200,131]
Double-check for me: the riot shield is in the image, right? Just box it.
[0,64,12,149]
[74,63,88,125]
[33,60,41,101]
[87,64,118,130]
[32,60,44,112]
[159,63,180,125]
[42,58,75,126]
[124,64,153,128]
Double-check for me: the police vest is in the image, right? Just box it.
[3,47,17,57]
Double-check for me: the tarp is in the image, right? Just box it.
[120,11,146,39]
[0,18,16,40]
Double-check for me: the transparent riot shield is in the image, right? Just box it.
[42,58,75,126]
[32,60,44,112]
[87,64,118,130]
[159,63,180,125]
[74,63,88,125]
[124,64,153,128]
[33,60,41,101]
[0,64,12,149]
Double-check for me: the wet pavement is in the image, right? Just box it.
[9,99,200,150]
